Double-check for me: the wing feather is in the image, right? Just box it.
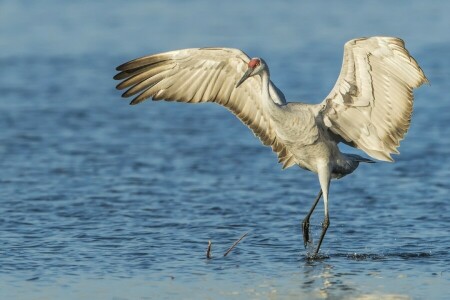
[321,37,427,161]
[115,48,295,168]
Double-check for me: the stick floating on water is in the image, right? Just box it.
[223,232,248,257]
[206,240,212,259]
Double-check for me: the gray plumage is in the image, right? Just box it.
[114,36,427,256]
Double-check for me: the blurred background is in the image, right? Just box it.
[1,1,449,299]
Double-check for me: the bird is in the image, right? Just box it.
[114,37,427,257]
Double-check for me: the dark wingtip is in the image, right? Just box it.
[129,97,144,105]
[116,63,128,72]
[115,82,124,90]
[130,99,144,105]
[121,90,133,98]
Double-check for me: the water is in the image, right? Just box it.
[1,1,449,299]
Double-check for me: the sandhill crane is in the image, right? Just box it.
[114,37,427,256]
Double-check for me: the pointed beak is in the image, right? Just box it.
[236,68,253,88]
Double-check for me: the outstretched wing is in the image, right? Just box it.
[320,37,428,161]
[114,48,296,168]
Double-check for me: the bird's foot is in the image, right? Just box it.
[306,252,329,261]
[301,219,310,248]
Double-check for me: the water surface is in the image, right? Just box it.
[1,1,449,299]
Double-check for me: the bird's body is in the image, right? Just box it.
[114,37,427,256]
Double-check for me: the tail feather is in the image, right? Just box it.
[345,153,376,164]
[332,153,375,179]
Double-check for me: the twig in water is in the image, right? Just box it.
[206,240,212,259]
[223,232,248,257]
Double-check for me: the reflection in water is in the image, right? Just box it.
[300,259,420,300]
[301,261,354,298]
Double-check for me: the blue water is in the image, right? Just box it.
[1,1,449,299]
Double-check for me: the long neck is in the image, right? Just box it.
[261,68,271,101]
[260,69,281,117]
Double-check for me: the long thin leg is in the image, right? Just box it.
[301,189,323,248]
[314,164,331,256]
[314,211,330,256]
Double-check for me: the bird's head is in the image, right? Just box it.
[236,57,266,88]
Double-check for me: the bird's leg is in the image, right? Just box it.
[301,190,323,248]
[314,210,330,256]
[313,164,331,256]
